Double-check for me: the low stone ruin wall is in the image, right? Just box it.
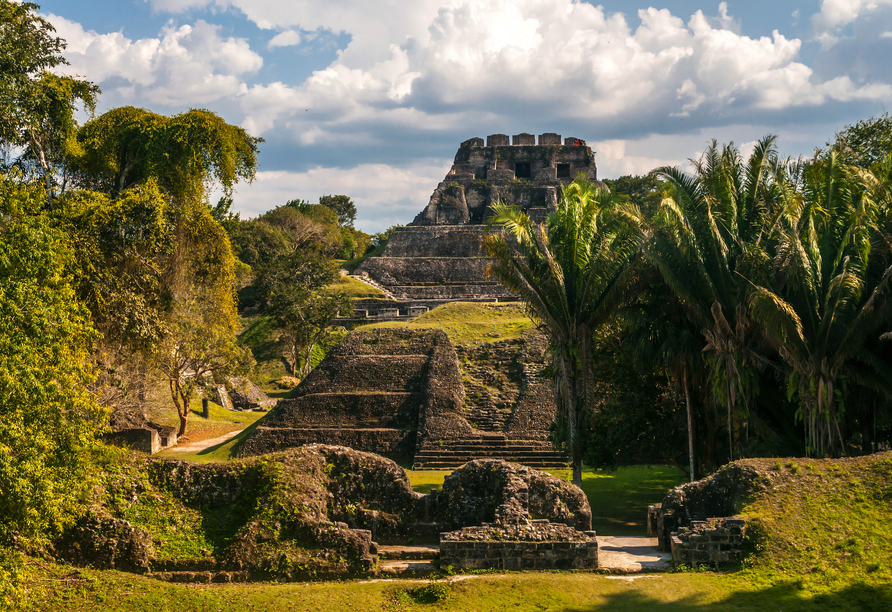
[669,518,746,566]
[439,521,598,570]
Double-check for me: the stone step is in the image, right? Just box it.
[148,570,249,583]
[377,545,440,560]
[419,443,556,451]
[377,560,439,577]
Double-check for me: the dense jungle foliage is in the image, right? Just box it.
[2,0,892,605]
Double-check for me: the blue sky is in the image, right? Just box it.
[42,0,892,232]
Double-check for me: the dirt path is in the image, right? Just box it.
[596,536,672,573]
[166,429,243,453]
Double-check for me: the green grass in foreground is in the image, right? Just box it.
[29,565,892,611]
[407,465,686,536]
[365,302,534,346]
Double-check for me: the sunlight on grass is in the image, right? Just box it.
[365,301,534,346]
[407,464,685,536]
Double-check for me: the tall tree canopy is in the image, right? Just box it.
[74,106,262,202]
[0,1,99,198]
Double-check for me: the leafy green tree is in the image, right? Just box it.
[0,1,99,202]
[0,175,107,546]
[827,113,892,169]
[486,177,641,485]
[319,194,357,228]
[257,251,349,376]
[74,106,262,202]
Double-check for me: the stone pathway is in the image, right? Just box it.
[166,430,243,453]
[595,536,672,573]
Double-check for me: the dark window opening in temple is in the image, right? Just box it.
[556,164,571,178]
[515,162,531,178]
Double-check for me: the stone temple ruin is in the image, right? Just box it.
[240,327,566,468]
[348,132,600,320]
[244,134,602,469]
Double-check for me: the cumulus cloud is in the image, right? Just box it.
[267,29,300,49]
[229,0,891,145]
[215,162,451,231]
[49,14,262,106]
[812,0,892,45]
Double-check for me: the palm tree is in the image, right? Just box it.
[747,151,892,456]
[646,136,781,461]
[485,177,641,485]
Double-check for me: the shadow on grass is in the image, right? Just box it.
[560,580,892,612]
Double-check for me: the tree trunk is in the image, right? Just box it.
[301,342,316,377]
[684,368,696,482]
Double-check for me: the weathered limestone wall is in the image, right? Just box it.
[238,428,415,459]
[439,522,599,570]
[668,517,746,566]
[359,257,494,286]
[381,226,489,258]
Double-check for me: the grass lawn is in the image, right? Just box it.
[407,465,686,536]
[30,564,892,611]
[322,274,385,298]
[366,302,535,346]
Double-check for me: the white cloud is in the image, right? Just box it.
[218,162,452,232]
[230,0,891,142]
[267,29,300,49]
[48,14,262,106]
[812,0,892,45]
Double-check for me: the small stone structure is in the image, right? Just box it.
[58,449,595,580]
[667,518,746,566]
[440,521,598,570]
[648,462,760,566]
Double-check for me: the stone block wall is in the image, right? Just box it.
[439,521,598,570]
[373,226,489,258]
[538,133,562,145]
[262,392,423,429]
[238,328,475,459]
[298,355,428,394]
[487,134,510,146]
[104,428,160,454]
[358,257,495,286]
[513,133,535,145]
[669,518,746,566]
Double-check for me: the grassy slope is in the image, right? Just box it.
[322,274,385,298]
[365,301,535,346]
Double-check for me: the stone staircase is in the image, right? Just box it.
[349,272,398,301]
[377,545,439,576]
[465,404,513,431]
[413,435,567,470]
